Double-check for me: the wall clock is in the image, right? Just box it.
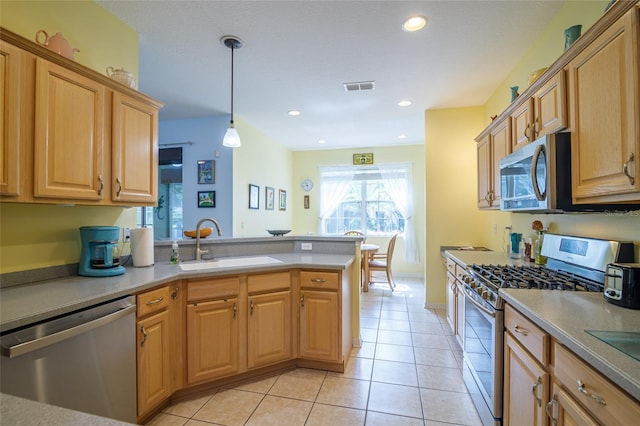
[301,179,314,192]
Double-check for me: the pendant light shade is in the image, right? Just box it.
[221,35,243,148]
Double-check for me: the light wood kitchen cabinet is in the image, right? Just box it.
[511,72,567,151]
[503,304,550,426]
[0,41,24,198]
[33,58,106,202]
[299,271,340,362]
[0,28,162,206]
[136,286,172,419]
[547,383,598,426]
[477,119,510,209]
[247,272,292,369]
[111,92,158,204]
[504,333,549,426]
[567,5,640,204]
[186,277,240,384]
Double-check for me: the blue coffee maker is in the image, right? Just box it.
[78,226,126,277]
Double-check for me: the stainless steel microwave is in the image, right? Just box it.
[499,133,639,213]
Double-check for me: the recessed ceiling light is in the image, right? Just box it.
[402,15,427,32]
[288,110,301,116]
[398,100,412,107]
[398,134,408,139]
[318,140,326,144]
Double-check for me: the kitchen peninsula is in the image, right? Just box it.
[0,235,360,423]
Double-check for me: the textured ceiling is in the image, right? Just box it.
[97,0,565,151]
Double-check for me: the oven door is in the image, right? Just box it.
[463,288,503,424]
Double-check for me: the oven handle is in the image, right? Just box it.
[464,287,497,318]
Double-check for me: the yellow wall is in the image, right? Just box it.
[292,145,426,277]
[424,107,486,306]
[0,1,140,273]
[232,118,293,237]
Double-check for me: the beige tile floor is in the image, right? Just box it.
[146,277,482,426]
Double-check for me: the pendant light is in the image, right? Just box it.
[221,35,243,148]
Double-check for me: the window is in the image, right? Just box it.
[319,164,409,236]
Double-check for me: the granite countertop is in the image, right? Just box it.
[443,249,640,402]
[0,252,354,333]
[500,289,640,402]
[0,393,134,426]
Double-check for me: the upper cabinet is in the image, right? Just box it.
[0,28,163,207]
[476,1,640,207]
[567,5,640,204]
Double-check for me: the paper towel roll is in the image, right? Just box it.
[130,227,154,267]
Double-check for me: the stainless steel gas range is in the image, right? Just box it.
[460,234,634,426]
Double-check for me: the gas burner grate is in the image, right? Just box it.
[471,264,604,292]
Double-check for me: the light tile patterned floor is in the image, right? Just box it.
[146,277,482,426]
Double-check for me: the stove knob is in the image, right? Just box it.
[481,290,489,300]
[476,287,484,296]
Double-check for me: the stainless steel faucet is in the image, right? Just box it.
[195,218,223,261]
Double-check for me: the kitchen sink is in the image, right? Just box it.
[585,330,640,362]
[179,256,283,271]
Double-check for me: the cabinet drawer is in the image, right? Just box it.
[247,271,291,293]
[187,277,239,302]
[137,286,170,317]
[300,271,339,290]
[445,257,456,275]
[553,342,640,425]
[505,304,549,365]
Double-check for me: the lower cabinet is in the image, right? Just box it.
[503,332,549,426]
[300,289,338,361]
[136,285,173,419]
[247,272,292,369]
[547,383,598,426]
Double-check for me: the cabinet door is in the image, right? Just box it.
[0,42,22,197]
[445,272,456,334]
[491,119,511,207]
[477,135,492,208]
[534,72,567,138]
[455,282,464,348]
[299,290,338,361]
[112,92,158,205]
[34,58,105,201]
[511,98,534,151]
[186,298,239,384]
[567,7,640,203]
[247,290,292,369]
[548,384,598,426]
[137,310,171,417]
[503,333,548,426]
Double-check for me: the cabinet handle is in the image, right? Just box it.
[546,394,558,426]
[533,117,540,138]
[250,300,254,315]
[146,296,164,306]
[623,152,635,185]
[524,123,531,141]
[233,302,237,319]
[97,175,104,196]
[116,178,123,197]
[577,380,606,405]
[514,324,529,335]
[140,326,148,347]
[171,288,178,300]
[311,278,327,283]
[300,294,305,308]
[532,377,542,407]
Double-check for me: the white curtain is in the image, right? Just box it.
[318,166,357,233]
[379,163,419,264]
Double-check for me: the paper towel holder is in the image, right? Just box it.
[130,227,155,267]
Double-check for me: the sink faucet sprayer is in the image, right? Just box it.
[195,218,222,261]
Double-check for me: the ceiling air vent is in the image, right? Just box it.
[344,81,375,92]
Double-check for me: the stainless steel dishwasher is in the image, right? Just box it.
[0,295,137,423]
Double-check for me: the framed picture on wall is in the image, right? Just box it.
[197,160,215,184]
[197,191,215,208]
[265,187,275,210]
[249,184,260,209]
[279,189,286,211]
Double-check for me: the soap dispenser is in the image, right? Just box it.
[170,241,180,264]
